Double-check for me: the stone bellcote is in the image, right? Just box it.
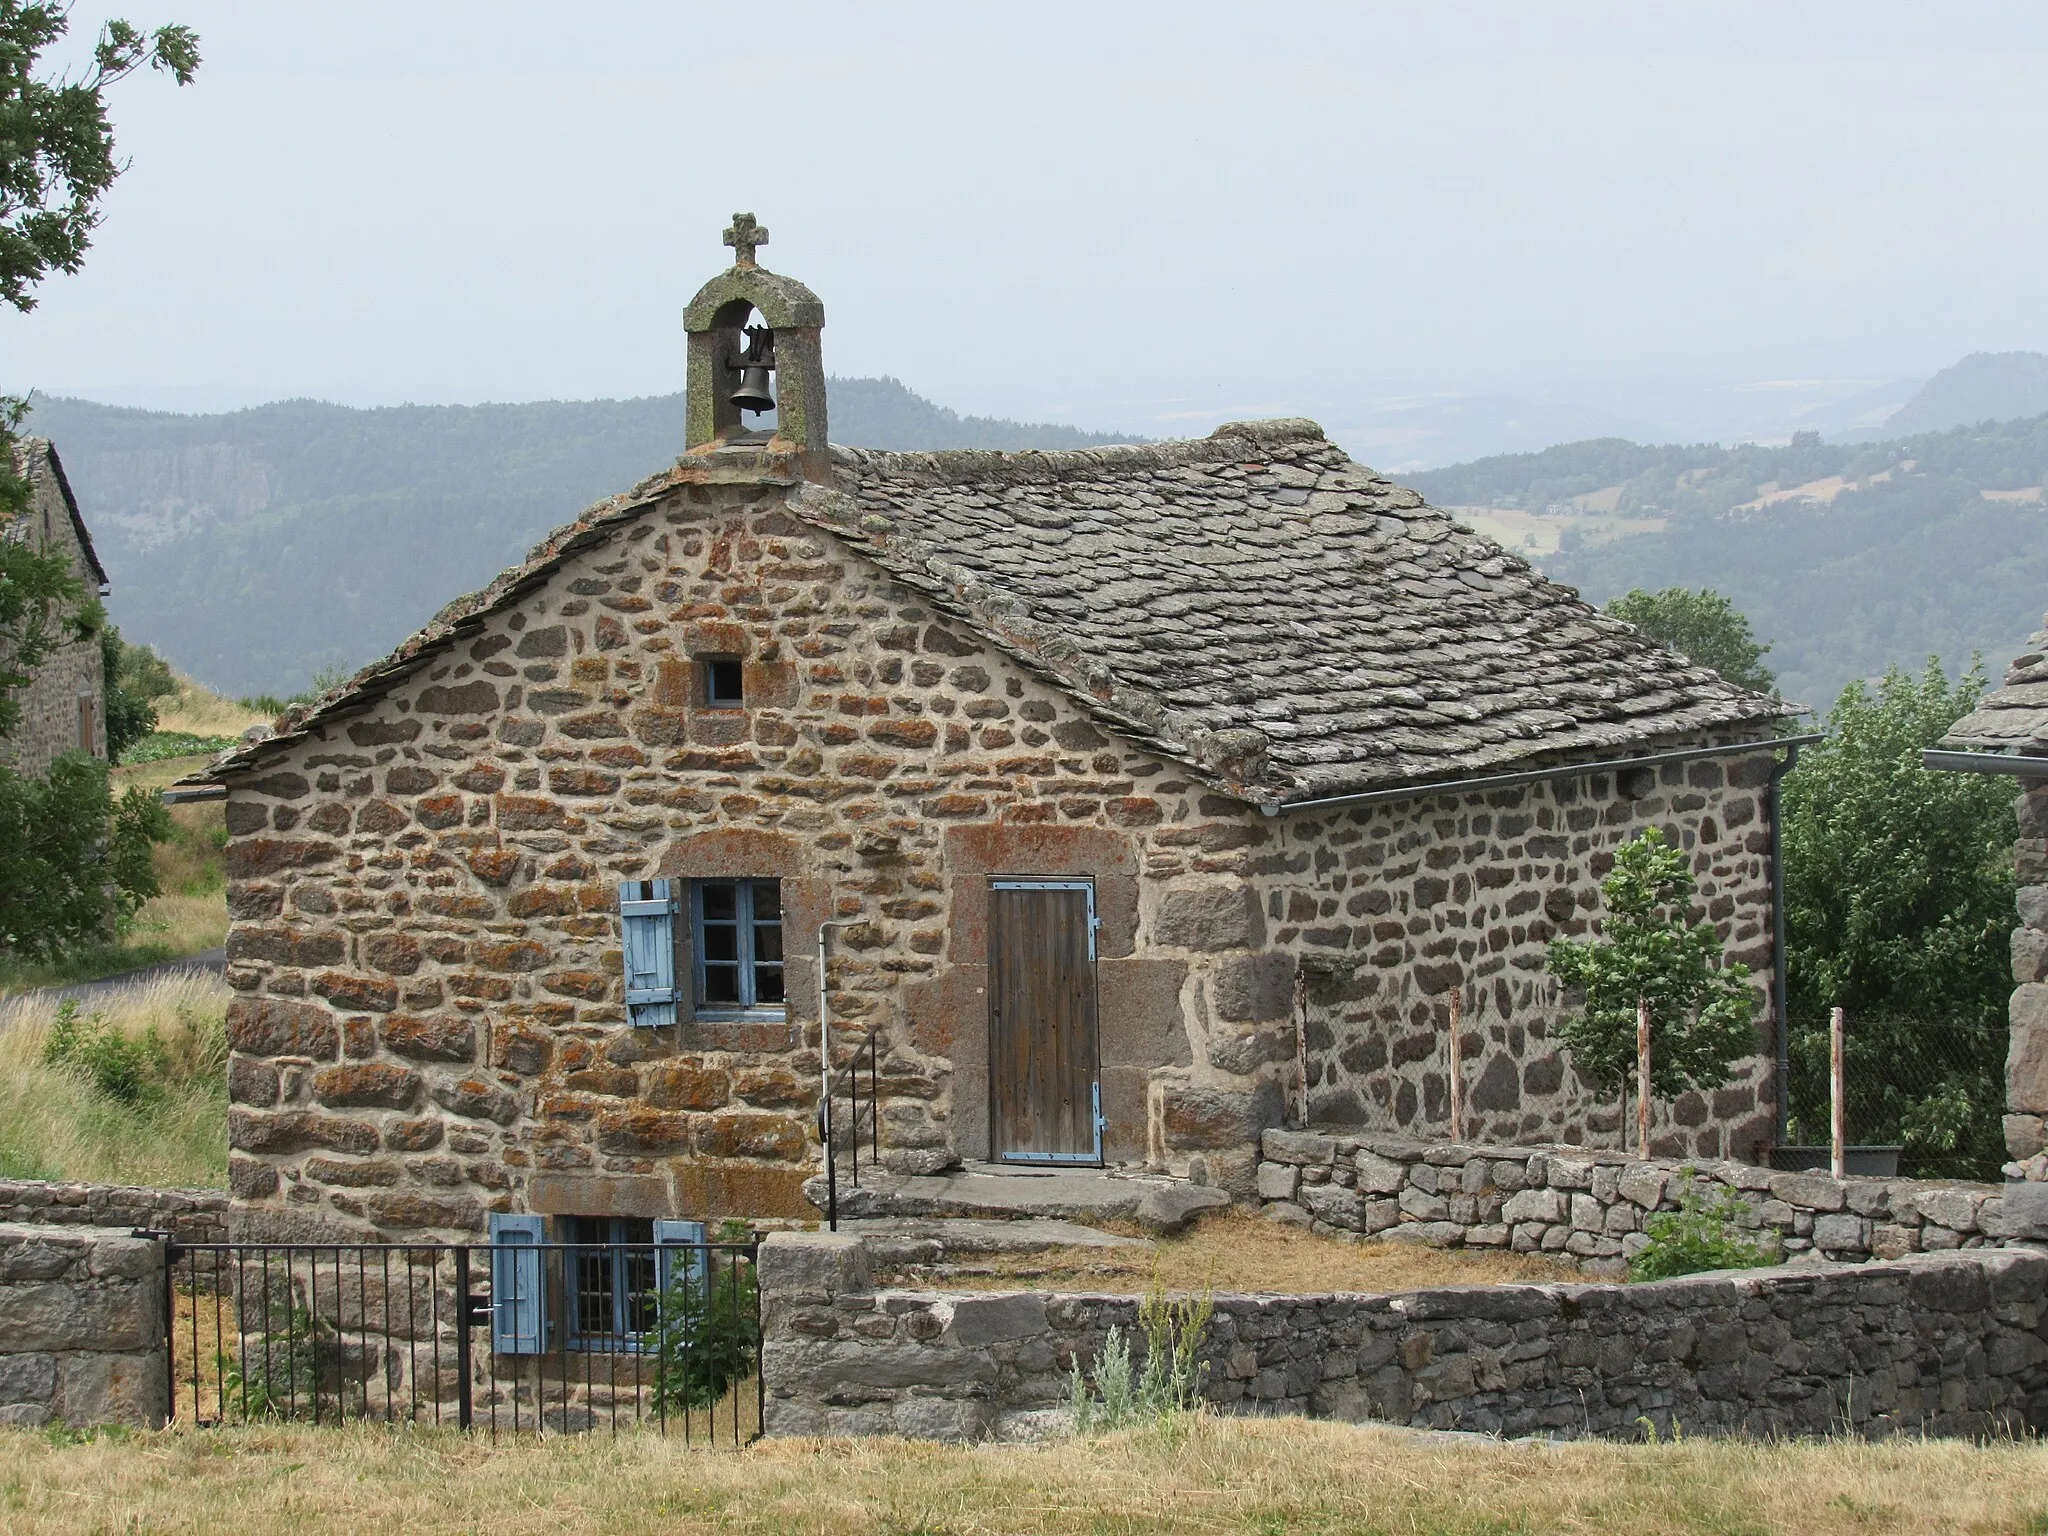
[683,213,830,483]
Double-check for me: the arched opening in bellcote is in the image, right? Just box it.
[682,213,830,482]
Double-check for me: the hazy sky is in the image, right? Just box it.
[6,1,2048,437]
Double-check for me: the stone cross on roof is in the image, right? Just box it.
[723,212,768,267]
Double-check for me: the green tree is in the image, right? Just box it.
[0,752,167,959]
[2,1,200,311]
[1605,587,1776,694]
[1548,829,1760,1132]
[1781,660,2014,1178]
[0,2,194,957]
[99,622,173,761]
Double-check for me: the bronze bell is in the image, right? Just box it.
[730,325,776,414]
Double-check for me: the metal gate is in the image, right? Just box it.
[161,1237,761,1443]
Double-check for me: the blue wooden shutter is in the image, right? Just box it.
[620,879,680,1028]
[654,1218,707,1310]
[489,1212,547,1355]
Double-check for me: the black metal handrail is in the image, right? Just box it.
[817,1025,879,1231]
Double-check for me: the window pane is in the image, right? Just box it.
[700,924,737,963]
[705,657,744,706]
[754,964,785,1004]
[753,923,782,964]
[750,881,781,921]
[700,882,736,922]
[703,963,741,1004]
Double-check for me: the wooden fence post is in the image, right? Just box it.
[1636,995,1651,1161]
[1830,1005,1846,1179]
[1447,990,1464,1141]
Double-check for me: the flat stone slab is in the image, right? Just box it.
[843,1218,1153,1265]
[806,1162,1216,1224]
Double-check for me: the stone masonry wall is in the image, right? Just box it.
[759,1230,2048,1442]
[1,440,104,779]
[2008,781,2048,1179]
[222,477,1328,1236]
[1257,1131,2048,1277]
[220,469,1782,1242]
[1265,753,1779,1161]
[0,1179,228,1242]
[0,1223,167,1428]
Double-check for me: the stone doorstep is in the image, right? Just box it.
[843,1217,1154,1267]
[802,1162,1213,1225]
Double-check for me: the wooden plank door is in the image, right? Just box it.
[987,880,1102,1164]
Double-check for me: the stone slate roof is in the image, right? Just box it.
[1940,611,2048,754]
[182,418,1787,805]
[812,420,1787,803]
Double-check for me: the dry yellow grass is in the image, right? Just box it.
[153,676,273,739]
[1,1416,2042,1535]
[876,1208,1575,1295]
[0,970,228,1186]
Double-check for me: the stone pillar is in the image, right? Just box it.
[2008,785,2048,1180]
[0,1224,168,1428]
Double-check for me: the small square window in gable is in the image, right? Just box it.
[703,656,744,708]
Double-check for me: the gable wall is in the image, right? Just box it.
[1,446,105,777]
[219,479,1307,1240]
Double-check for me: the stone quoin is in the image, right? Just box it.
[177,215,1797,1247]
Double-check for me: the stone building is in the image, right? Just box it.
[1934,612,2048,1183]
[2,438,109,776]
[180,217,1793,1250]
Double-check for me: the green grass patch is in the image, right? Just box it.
[120,731,239,765]
[0,974,228,1186]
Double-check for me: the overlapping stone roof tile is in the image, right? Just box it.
[183,418,1788,804]
[1940,611,2048,754]
[813,419,1787,802]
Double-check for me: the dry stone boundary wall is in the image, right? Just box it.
[0,1179,229,1242]
[758,1231,2048,1443]
[1256,1132,2048,1276]
[0,1223,167,1428]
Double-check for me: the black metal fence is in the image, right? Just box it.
[164,1239,761,1443]
[817,1024,879,1230]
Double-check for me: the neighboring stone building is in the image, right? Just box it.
[179,217,1793,1249]
[2,438,109,776]
[1935,612,2048,1182]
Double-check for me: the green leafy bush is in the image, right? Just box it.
[0,753,170,961]
[652,1222,759,1412]
[1628,1174,1776,1282]
[43,1000,169,1104]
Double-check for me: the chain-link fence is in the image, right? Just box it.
[1783,1009,2007,1181]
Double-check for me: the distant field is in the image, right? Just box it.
[1450,504,1666,558]
[1,1417,2041,1535]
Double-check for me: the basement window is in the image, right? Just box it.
[693,878,784,1014]
[703,656,745,708]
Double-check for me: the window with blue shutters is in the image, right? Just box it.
[691,879,784,1015]
[618,879,683,1028]
[488,1212,547,1355]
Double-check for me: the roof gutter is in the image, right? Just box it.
[161,784,227,804]
[1258,733,1824,817]
[1921,748,2048,777]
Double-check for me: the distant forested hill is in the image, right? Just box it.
[1408,414,2048,710]
[22,381,1139,696]
[1887,352,2048,434]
